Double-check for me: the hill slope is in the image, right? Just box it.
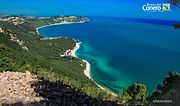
[0,71,118,105]
[0,15,118,104]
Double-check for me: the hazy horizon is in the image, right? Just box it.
[0,0,180,20]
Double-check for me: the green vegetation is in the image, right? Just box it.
[119,84,148,105]
[149,72,180,100]
[0,16,179,105]
[0,16,116,102]
[26,16,88,28]
[147,72,180,105]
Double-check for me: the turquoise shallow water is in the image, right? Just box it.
[38,17,180,94]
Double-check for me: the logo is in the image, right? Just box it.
[142,3,162,11]
[142,3,171,12]
[162,3,170,11]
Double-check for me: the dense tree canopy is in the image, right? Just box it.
[121,84,148,105]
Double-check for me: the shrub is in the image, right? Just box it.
[0,57,17,71]
[123,83,148,105]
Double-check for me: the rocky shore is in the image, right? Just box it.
[0,71,119,105]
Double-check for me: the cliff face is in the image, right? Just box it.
[0,15,88,27]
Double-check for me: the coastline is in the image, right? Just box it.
[70,42,91,80]
[36,21,86,35]
[36,21,117,97]
[71,42,117,96]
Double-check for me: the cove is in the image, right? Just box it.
[37,16,180,94]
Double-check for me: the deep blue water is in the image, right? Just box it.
[38,17,180,94]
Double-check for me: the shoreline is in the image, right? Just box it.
[36,21,86,35]
[36,21,117,97]
[70,42,91,80]
[71,42,117,96]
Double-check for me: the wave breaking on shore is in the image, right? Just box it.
[72,42,117,96]
[70,42,91,80]
[36,21,117,96]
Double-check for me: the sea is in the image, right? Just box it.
[37,16,180,94]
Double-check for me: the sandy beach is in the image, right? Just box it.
[36,21,92,83]
[71,42,117,96]
[36,21,117,97]
[72,43,91,79]
[71,42,81,57]
[36,21,86,35]
[36,21,91,80]
[70,42,91,79]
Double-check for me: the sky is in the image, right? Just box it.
[0,0,180,20]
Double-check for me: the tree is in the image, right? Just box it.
[0,44,6,51]
[148,71,180,101]
[123,84,148,105]
[0,57,17,71]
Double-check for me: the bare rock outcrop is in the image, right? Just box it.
[0,71,44,105]
[0,71,119,106]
